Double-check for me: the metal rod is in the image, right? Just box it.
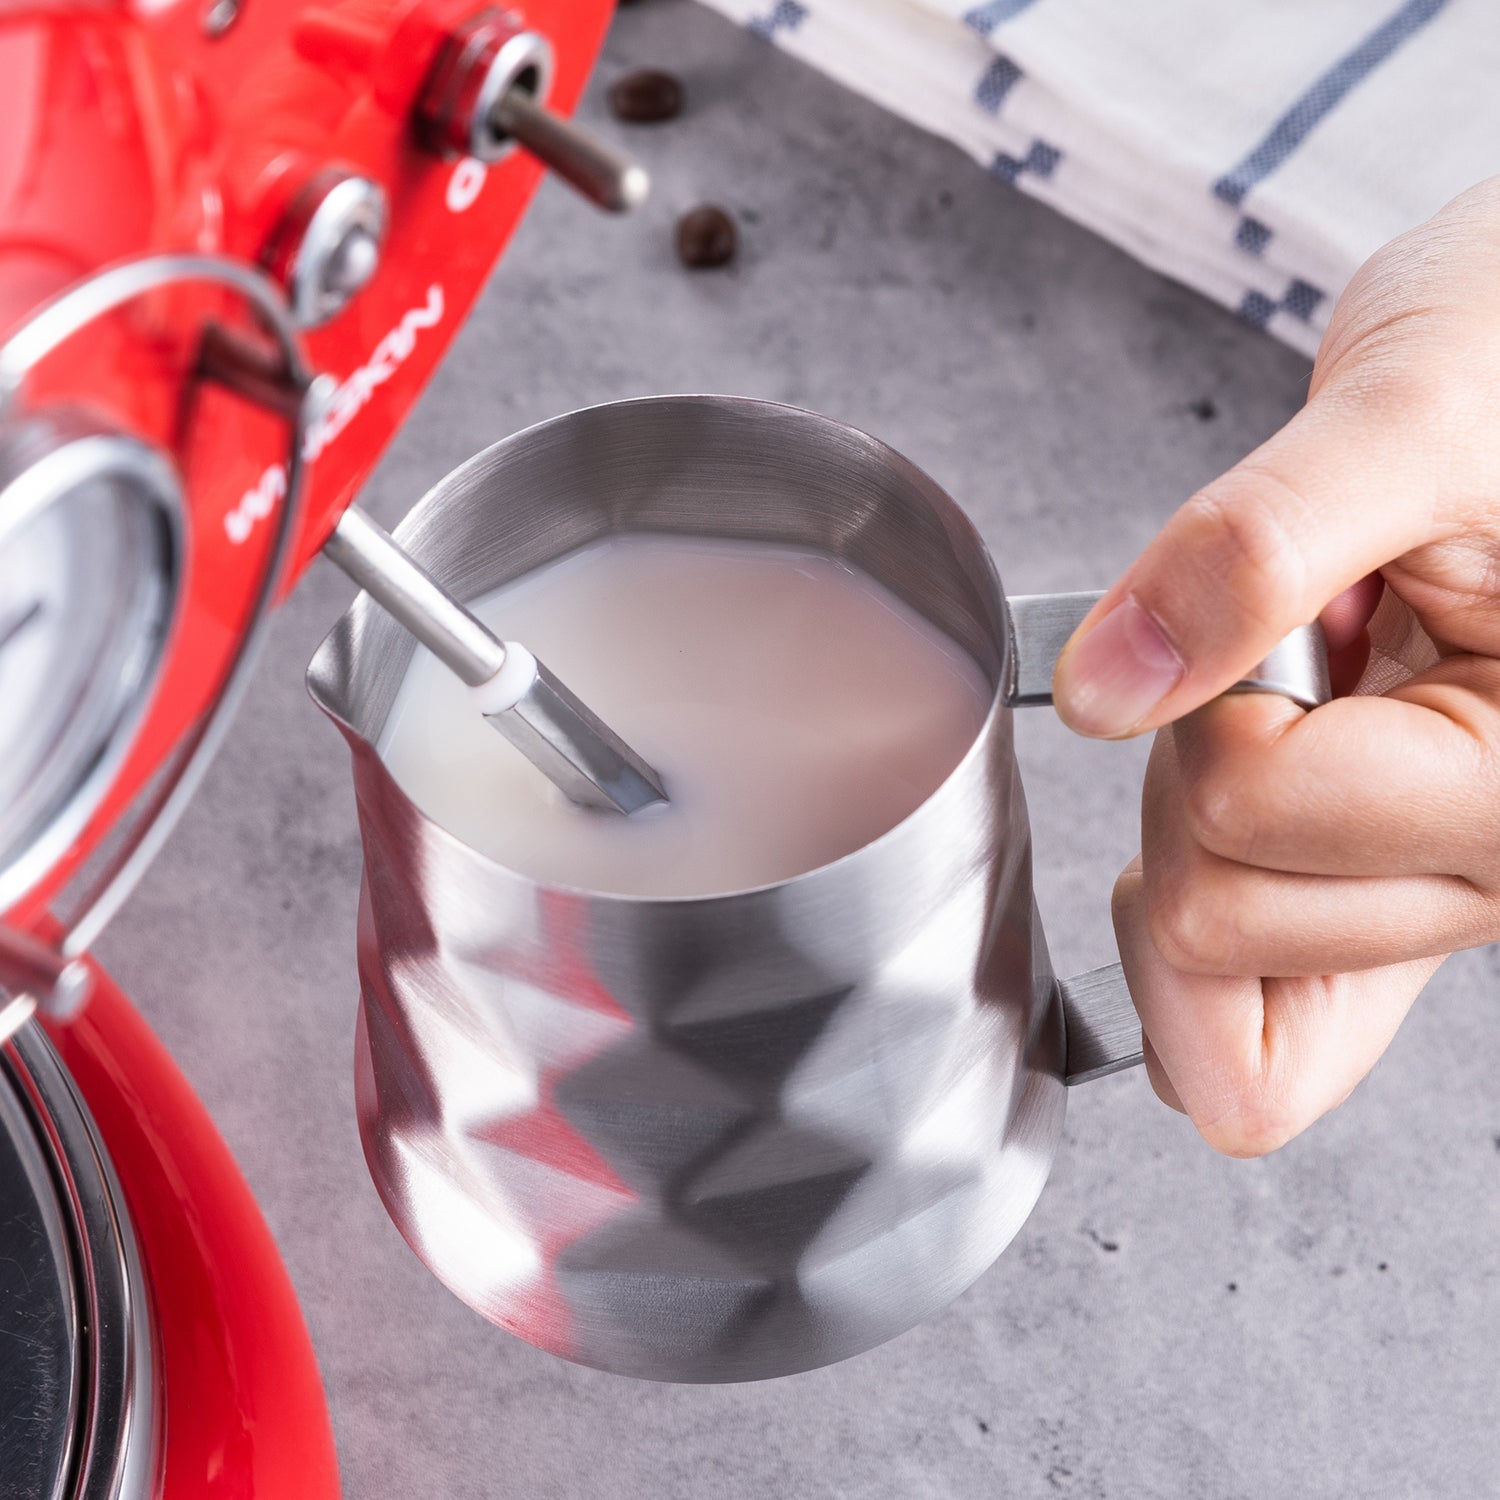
[323,506,504,685]
[323,507,668,816]
[490,89,650,213]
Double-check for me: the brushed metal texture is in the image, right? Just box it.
[1005,592,1329,711]
[309,396,1098,1381]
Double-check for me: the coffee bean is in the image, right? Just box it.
[676,205,737,269]
[609,69,684,123]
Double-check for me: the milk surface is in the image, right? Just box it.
[377,534,993,898]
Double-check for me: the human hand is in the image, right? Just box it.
[1051,176,1500,1156]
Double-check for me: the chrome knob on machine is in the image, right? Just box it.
[417,14,650,212]
[261,169,389,328]
[322,506,668,816]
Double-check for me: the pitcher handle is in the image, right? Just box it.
[1058,963,1138,1085]
[1005,591,1329,710]
[1004,591,1332,1087]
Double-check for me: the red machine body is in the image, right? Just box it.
[1,0,612,923]
[0,0,615,1492]
[48,965,345,1498]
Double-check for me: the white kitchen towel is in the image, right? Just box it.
[698,0,1500,357]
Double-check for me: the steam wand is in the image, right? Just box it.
[323,507,668,816]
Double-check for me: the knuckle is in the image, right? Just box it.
[1146,878,1242,974]
[1399,361,1471,425]
[1324,339,1485,458]
[1365,365,1474,444]
[1181,772,1258,863]
[1181,473,1309,637]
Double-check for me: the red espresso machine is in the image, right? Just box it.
[0,1,634,1492]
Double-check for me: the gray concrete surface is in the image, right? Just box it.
[95,3,1500,1496]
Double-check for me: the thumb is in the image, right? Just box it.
[1052,390,1443,738]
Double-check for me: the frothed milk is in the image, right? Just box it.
[377,534,993,897]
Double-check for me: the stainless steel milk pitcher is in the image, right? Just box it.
[307,396,1327,1383]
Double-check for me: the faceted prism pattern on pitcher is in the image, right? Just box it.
[356,838,1061,1380]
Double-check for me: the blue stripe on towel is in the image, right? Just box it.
[1235,216,1274,256]
[1238,277,1326,331]
[1214,0,1449,207]
[990,138,1063,185]
[749,0,808,39]
[1281,278,1325,322]
[1239,290,1278,329]
[964,0,1044,35]
[975,55,1025,114]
